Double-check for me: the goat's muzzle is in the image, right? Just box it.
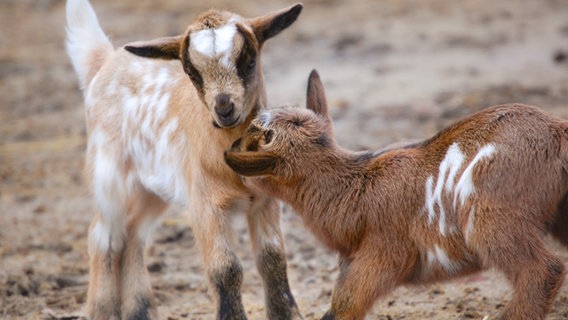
[214,93,237,127]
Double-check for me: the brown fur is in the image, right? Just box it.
[66,1,303,319]
[225,70,568,320]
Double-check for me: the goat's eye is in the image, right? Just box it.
[248,58,256,70]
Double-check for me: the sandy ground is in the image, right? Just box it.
[1,0,568,319]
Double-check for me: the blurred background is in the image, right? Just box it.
[1,0,567,319]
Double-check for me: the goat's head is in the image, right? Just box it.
[224,70,334,181]
[125,4,303,128]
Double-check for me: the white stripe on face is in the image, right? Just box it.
[190,24,238,68]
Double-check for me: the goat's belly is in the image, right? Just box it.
[407,246,482,284]
[137,160,189,207]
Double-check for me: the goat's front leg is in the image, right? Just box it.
[321,255,402,320]
[247,197,303,320]
[191,198,247,320]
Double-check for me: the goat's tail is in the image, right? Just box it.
[65,0,113,91]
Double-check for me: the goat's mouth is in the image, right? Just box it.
[212,115,241,129]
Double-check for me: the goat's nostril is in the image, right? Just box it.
[214,93,235,120]
[216,102,235,118]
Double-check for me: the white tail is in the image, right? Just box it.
[66,0,112,90]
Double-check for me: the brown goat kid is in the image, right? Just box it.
[225,70,568,320]
[66,0,303,319]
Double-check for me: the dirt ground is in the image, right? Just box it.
[2,0,568,319]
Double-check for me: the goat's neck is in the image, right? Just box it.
[280,148,375,253]
[294,148,372,206]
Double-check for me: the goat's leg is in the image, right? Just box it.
[551,194,568,248]
[321,255,400,320]
[472,215,565,320]
[86,213,123,320]
[499,252,564,320]
[120,191,167,320]
[247,197,302,320]
[191,199,247,320]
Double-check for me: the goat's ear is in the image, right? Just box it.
[124,35,184,60]
[224,151,279,176]
[306,70,329,118]
[250,3,303,45]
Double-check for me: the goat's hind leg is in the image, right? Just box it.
[500,250,564,320]
[120,188,167,320]
[551,193,568,248]
[472,212,565,320]
[247,197,302,320]
[86,213,123,320]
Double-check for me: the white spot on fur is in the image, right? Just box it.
[270,236,283,250]
[259,111,273,127]
[115,62,189,206]
[191,23,238,68]
[424,143,465,236]
[465,207,475,243]
[425,176,435,223]
[424,143,496,236]
[454,144,496,207]
[92,131,125,218]
[427,245,461,274]
[91,221,110,252]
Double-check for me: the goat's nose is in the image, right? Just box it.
[215,93,235,119]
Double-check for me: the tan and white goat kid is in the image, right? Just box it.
[65,0,303,319]
[225,70,568,320]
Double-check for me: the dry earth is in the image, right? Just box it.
[1,0,568,319]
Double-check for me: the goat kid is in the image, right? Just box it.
[65,0,303,319]
[225,70,568,320]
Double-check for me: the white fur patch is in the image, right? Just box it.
[258,111,273,127]
[91,220,110,252]
[424,143,496,236]
[92,130,126,219]
[90,219,125,253]
[424,143,465,236]
[190,24,238,68]
[136,118,190,205]
[465,207,475,243]
[454,144,496,207]
[118,61,190,206]
[427,245,461,274]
